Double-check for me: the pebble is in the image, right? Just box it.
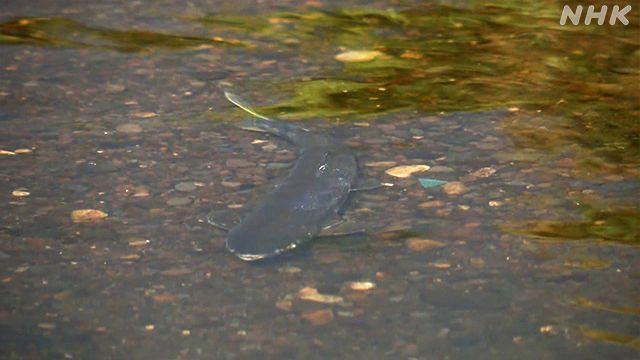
[166,197,192,206]
[365,161,397,168]
[471,167,496,178]
[116,123,143,134]
[14,148,32,154]
[428,262,452,269]
[131,111,157,118]
[469,257,485,268]
[347,281,376,291]
[278,266,302,274]
[221,181,242,188]
[418,200,444,209]
[301,309,334,325]
[406,238,445,251]
[275,298,293,311]
[128,238,149,247]
[70,209,108,223]
[132,186,150,197]
[385,165,430,178]
[105,83,126,93]
[152,294,177,303]
[298,287,344,304]
[429,166,454,173]
[12,190,30,197]
[442,181,467,195]
[266,162,291,170]
[418,178,446,188]
[174,182,197,192]
[335,50,382,62]
[226,158,253,168]
[160,267,193,276]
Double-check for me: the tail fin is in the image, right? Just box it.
[224,91,308,144]
[224,91,272,121]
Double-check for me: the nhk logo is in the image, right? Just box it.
[560,5,632,25]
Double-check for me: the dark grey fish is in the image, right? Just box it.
[222,92,357,261]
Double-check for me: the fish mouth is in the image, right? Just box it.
[226,241,271,261]
[234,252,268,261]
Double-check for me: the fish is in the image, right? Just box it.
[220,91,358,261]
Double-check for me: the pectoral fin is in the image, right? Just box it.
[206,210,237,232]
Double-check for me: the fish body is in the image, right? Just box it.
[223,92,357,261]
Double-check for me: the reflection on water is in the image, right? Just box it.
[0,0,638,358]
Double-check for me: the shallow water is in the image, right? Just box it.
[1,0,638,358]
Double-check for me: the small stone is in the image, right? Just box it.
[145,324,155,331]
[266,162,291,170]
[71,209,108,223]
[347,281,376,291]
[226,158,253,168]
[106,83,126,93]
[540,325,557,334]
[13,148,33,154]
[128,238,149,247]
[166,197,192,206]
[152,294,177,303]
[182,329,191,336]
[120,254,141,261]
[335,50,382,62]
[469,257,485,268]
[301,309,334,325]
[160,267,193,276]
[116,123,143,134]
[429,166,454,173]
[406,238,445,251]
[221,181,242,188]
[418,200,444,209]
[428,262,451,269]
[365,161,397,168]
[471,167,496,178]
[418,178,446,188]
[279,266,302,274]
[437,328,451,338]
[385,165,430,178]
[14,266,29,273]
[12,190,30,197]
[604,174,624,182]
[489,200,503,207]
[442,181,467,195]
[275,298,293,311]
[174,182,197,192]
[131,111,157,118]
[298,287,344,304]
[132,186,150,197]
[38,323,56,330]
[0,149,16,155]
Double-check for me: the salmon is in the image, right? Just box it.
[222,92,357,261]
